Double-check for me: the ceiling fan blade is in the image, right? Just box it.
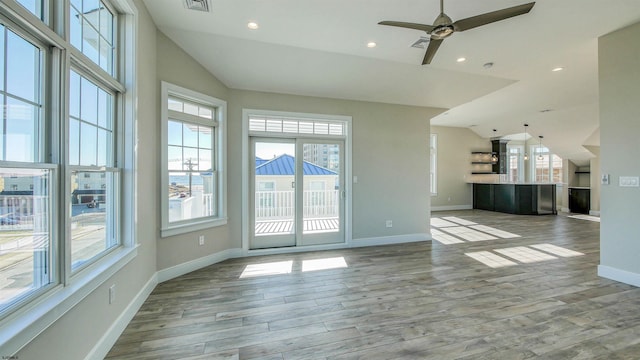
[452,2,535,32]
[378,21,435,33]
[423,38,443,65]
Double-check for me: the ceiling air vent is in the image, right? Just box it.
[410,37,430,49]
[184,0,210,12]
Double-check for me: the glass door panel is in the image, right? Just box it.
[250,140,296,249]
[300,141,344,245]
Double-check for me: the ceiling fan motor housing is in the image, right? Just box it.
[431,13,454,39]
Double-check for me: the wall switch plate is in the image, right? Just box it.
[199,235,205,245]
[385,220,393,228]
[601,174,610,185]
[353,176,358,184]
[619,176,639,187]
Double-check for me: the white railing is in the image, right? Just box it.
[255,190,339,220]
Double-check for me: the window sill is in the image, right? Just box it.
[161,218,228,238]
[0,245,138,355]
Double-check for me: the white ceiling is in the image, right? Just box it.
[143,0,640,166]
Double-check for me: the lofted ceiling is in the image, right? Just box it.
[143,0,640,166]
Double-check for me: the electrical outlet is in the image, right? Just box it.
[198,235,205,245]
[386,220,393,228]
[109,284,116,304]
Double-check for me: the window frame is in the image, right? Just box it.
[160,81,227,237]
[531,145,563,184]
[430,133,437,196]
[0,0,138,354]
[507,144,525,183]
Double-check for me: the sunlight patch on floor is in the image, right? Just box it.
[440,226,497,242]
[494,246,557,263]
[466,244,584,268]
[469,225,520,239]
[240,260,293,278]
[568,214,600,222]
[431,217,521,245]
[465,251,517,268]
[530,243,584,257]
[431,228,465,245]
[442,216,477,226]
[302,257,348,272]
[430,218,459,228]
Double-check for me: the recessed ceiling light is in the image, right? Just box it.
[552,67,564,72]
[247,22,259,30]
[367,42,377,48]
[457,57,466,62]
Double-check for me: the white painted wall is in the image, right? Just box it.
[598,20,640,283]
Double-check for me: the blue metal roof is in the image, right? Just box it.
[256,154,337,176]
[255,158,269,167]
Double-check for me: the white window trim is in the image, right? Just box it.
[0,0,138,354]
[160,82,227,237]
[430,133,437,196]
[507,144,525,183]
[241,109,352,254]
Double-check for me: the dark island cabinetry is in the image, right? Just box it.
[473,183,556,215]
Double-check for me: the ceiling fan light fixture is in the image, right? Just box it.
[431,25,454,39]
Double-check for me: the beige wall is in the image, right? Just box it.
[430,126,490,209]
[232,90,442,240]
[16,2,159,358]
[585,146,601,213]
[155,31,234,270]
[599,21,640,276]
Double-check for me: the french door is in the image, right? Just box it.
[250,138,344,249]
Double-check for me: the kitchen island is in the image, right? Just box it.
[473,183,556,215]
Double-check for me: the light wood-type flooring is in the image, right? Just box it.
[107,210,640,359]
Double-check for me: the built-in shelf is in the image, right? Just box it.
[471,151,496,154]
[471,172,497,175]
[575,171,590,174]
[472,162,494,164]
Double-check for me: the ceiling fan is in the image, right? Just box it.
[379,0,535,65]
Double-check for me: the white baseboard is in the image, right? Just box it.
[431,205,473,212]
[561,207,570,213]
[589,210,601,216]
[598,265,640,288]
[157,248,243,283]
[350,233,431,248]
[86,274,158,360]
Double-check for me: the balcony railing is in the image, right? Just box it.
[255,190,339,220]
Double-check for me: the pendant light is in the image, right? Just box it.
[491,129,498,163]
[537,135,544,160]
[523,124,529,161]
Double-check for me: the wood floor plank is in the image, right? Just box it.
[107,210,640,359]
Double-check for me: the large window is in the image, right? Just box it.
[507,145,524,183]
[430,134,437,195]
[532,146,563,183]
[0,0,136,353]
[161,82,226,237]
